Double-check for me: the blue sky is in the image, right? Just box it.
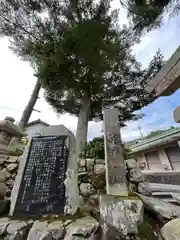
[0,0,179,141]
[121,89,180,140]
[121,12,180,141]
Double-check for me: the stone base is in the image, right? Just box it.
[99,195,144,238]
[160,218,180,240]
[0,216,100,240]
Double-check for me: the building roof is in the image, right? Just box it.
[146,45,180,97]
[129,128,180,153]
[26,119,50,127]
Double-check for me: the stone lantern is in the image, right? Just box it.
[0,117,25,148]
[0,117,25,200]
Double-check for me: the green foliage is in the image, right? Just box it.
[146,126,177,138]
[84,137,105,159]
[126,126,179,149]
[146,130,168,138]
[8,147,24,156]
[83,136,131,160]
[20,137,28,145]
[0,0,163,126]
[121,0,180,35]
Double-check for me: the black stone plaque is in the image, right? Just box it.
[13,135,69,216]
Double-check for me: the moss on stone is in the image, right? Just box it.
[138,222,159,240]
[106,195,139,201]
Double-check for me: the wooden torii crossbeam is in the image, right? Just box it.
[146,45,180,123]
[146,45,180,97]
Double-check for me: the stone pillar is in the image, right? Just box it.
[103,109,128,196]
[158,148,172,170]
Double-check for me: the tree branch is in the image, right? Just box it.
[0,12,41,42]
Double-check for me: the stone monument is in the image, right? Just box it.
[10,125,80,217]
[103,108,128,196]
[100,109,143,239]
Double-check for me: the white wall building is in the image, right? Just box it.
[25,119,50,139]
[129,128,180,172]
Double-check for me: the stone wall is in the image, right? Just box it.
[78,158,106,206]
[3,156,142,203]
[78,157,145,202]
[0,216,100,240]
[0,156,107,202]
[1,157,180,239]
[0,155,19,197]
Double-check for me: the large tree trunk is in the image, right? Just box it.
[10,79,41,146]
[19,78,41,130]
[76,95,90,159]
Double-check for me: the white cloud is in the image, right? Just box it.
[88,121,103,140]
[0,37,77,132]
[134,14,180,67]
[111,0,128,26]
[133,36,152,55]
[0,38,37,116]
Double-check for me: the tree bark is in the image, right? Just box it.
[76,95,90,159]
[19,78,41,130]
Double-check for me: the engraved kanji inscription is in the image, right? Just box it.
[13,135,69,216]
